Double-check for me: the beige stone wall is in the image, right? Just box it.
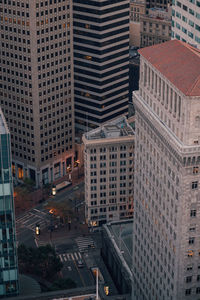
[130,22,141,47]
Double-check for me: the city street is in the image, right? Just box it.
[16,181,85,247]
[15,179,101,290]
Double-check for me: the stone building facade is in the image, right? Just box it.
[140,7,171,47]
[132,40,200,299]
[0,0,75,187]
[130,0,145,47]
[172,0,200,48]
[83,117,134,227]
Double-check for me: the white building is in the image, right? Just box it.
[133,40,200,299]
[0,0,75,186]
[83,117,134,227]
[172,0,200,48]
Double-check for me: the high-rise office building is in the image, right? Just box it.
[0,0,75,187]
[73,0,129,133]
[133,40,200,300]
[83,116,134,226]
[171,0,200,48]
[0,109,18,297]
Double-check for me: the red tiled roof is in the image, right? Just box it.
[138,40,200,96]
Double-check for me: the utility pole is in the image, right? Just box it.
[96,268,99,300]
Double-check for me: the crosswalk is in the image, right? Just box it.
[16,208,50,234]
[75,236,95,252]
[35,238,50,248]
[58,252,82,263]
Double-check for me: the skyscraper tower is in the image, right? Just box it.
[0,0,75,187]
[133,40,200,299]
[0,109,18,297]
[73,0,129,133]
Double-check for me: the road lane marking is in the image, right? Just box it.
[71,253,75,260]
[74,260,86,287]
[74,252,78,260]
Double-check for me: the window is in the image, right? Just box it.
[189,226,196,232]
[186,276,192,283]
[196,287,200,294]
[185,289,191,295]
[190,210,196,217]
[183,4,188,11]
[197,275,200,281]
[189,20,194,27]
[189,8,194,15]
[192,181,198,189]
[193,167,199,174]
[189,237,195,244]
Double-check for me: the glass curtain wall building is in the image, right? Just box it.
[0,109,18,297]
[73,0,129,133]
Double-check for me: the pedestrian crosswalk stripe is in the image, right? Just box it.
[75,236,95,252]
[58,252,82,262]
[59,255,63,262]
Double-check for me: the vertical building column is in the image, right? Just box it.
[170,88,173,112]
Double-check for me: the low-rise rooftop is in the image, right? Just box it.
[84,117,134,141]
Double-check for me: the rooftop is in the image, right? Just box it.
[139,40,200,96]
[103,219,133,276]
[84,116,134,141]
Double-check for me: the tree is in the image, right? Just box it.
[18,244,63,280]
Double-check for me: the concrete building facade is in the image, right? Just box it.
[140,7,171,47]
[0,109,18,297]
[73,0,129,133]
[130,0,145,47]
[172,0,200,48]
[146,0,171,13]
[83,117,134,227]
[0,0,75,187]
[132,40,200,299]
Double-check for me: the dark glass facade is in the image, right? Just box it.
[74,0,129,132]
[0,113,18,297]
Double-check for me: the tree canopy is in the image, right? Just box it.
[18,244,63,280]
